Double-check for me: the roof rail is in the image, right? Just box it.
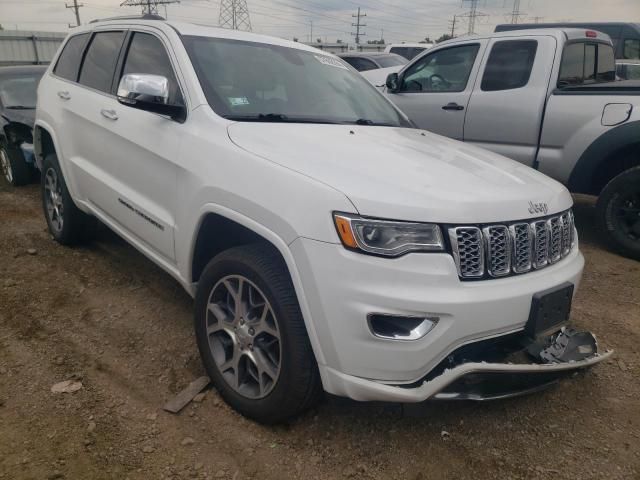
[89,14,165,24]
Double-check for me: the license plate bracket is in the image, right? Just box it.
[525,282,574,339]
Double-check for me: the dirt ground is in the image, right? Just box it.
[0,181,638,480]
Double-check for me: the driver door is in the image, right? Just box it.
[386,42,486,139]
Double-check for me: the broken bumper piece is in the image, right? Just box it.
[324,328,612,403]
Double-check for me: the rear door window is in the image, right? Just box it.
[481,40,538,91]
[120,32,183,104]
[53,33,89,82]
[78,31,126,93]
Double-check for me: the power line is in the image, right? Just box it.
[351,7,366,44]
[65,0,83,27]
[219,0,252,31]
[120,0,180,16]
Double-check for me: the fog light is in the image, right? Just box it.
[367,314,438,341]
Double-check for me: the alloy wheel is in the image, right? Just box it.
[614,190,640,241]
[206,275,282,399]
[0,148,12,184]
[44,167,64,233]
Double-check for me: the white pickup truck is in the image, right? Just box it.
[383,29,640,260]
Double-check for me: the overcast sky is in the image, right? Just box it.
[0,0,638,43]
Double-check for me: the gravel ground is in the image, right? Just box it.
[0,182,639,480]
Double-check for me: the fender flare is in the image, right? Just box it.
[188,203,327,366]
[568,120,640,194]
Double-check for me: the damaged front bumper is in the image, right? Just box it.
[321,328,613,403]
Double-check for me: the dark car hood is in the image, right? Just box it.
[1,108,36,131]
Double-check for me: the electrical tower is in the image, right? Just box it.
[510,0,526,24]
[219,0,253,31]
[460,0,487,35]
[351,7,367,45]
[66,0,83,27]
[120,0,180,16]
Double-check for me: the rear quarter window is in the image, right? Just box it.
[53,33,89,82]
[481,40,538,91]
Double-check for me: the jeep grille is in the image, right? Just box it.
[449,210,575,280]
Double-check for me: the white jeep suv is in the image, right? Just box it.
[34,16,610,423]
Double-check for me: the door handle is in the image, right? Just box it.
[100,109,118,121]
[442,102,464,111]
[57,91,71,100]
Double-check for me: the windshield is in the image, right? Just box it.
[183,36,410,127]
[0,73,42,109]
[377,55,408,68]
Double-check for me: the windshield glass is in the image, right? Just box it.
[183,36,410,127]
[377,55,408,68]
[0,73,42,109]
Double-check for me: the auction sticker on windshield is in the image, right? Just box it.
[229,97,250,106]
[314,55,348,70]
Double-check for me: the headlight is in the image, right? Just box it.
[333,213,444,257]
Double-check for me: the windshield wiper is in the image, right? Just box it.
[226,113,340,124]
[5,105,35,110]
[351,118,395,127]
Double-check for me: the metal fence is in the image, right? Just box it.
[0,30,67,66]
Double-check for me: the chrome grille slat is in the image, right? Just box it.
[510,223,532,273]
[449,210,575,280]
[483,226,511,277]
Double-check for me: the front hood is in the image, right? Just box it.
[227,123,572,224]
[1,108,35,129]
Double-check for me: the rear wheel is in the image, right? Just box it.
[596,166,640,261]
[0,144,30,186]
[194,244,322,423]
[41,153,95,245]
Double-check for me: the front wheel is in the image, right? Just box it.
[1,144,30,186]
[194,244,322,423]
[596,166,640,261]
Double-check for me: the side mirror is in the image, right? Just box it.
[117,73,186,122]
[386,72,400,93]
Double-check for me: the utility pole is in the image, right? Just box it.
[309,19,313,43]
[351,7,366,45]
[449,14,458,38]
[65,0,83,27]
[460,0,487,35]
[510,0,526,24]
[531,16,544,24]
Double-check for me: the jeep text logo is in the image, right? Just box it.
[528,201,549,215]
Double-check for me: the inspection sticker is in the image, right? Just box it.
[229,97,250,106]
[314,55,348,70]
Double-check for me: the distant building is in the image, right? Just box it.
[0,30,67,66]
[301,42,387,55]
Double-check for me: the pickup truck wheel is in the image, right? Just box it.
[1,145,30,186]
[41,154,96,245]
[596,166,640,261]
[194,244,322,423]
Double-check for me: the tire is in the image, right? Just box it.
[194,243,322,424]
[41,153,96,245]
[0,144,30,186]
[596,165,640,261]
